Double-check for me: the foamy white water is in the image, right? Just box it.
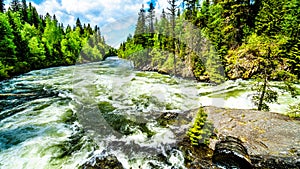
[0,57,297,168]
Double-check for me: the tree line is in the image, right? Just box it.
[118,0,299,111]
[0,0,114,80]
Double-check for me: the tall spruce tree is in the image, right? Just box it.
[10,0,21,12]
[134,4,146,45]
[184,0,198,20]
[148,2,155,33]
[0,0,5,13]
[21,0,28,22]
[76,17,83,35]
[167,0,178,75]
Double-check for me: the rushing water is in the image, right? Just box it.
[0,57,298,168]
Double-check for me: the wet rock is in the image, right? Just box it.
[82,151,123,169]
[177,137,214,168]
[156,112,179,127]
[212,136,252,169]
[164,107,300,168]
[204,106,300,158]
[140,63,195,79]
[251,155,300,169]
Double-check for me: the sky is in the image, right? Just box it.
[5,0,174,47]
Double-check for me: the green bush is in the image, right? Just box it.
[187,107,213,146]
[287,102,300,118]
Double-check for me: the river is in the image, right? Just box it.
[0,57,297,168]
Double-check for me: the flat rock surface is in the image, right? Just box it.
[204,107,300,158]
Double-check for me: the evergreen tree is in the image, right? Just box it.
[118,0,299,87]
[7,10,30,70]
[227,33,296,111]
[134,4,146,45]
[147,2,155,33]
[0,0,5,13]
[0,13,16,66]
[256,0,285,37]
[21,0,28,22]
[167,0,179,75]
[220,0,251,45]
[0,1,113,79]
[76,17,83,35]
[21,23,45,69]
[184,0,198,20]
[42,14,63,65]
[10,0,21,12]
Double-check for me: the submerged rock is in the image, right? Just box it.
[156,112,179,127]
[81,151,123,169]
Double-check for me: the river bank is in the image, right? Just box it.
[168,107,300,168]
[83,106,300,168]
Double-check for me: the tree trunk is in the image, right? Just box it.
[172,12,176,76]
[258,69,267,111]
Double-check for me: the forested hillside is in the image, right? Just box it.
[0,0,114,80]
[118,0,300,83]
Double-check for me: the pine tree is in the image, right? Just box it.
[226,33,297,111]
[0,13,17,67]
[147,2,155,33]
[76,17,83,35]
[0,0,5,13]
[21,0,28,22]
[255,0,285,37]
[134,4,146,45]
[167,0,178,75]
[10,0,21,12]
[7,11,30,69]
[184,0,198,20]
[220,0,251,45]
[282,0,300,77]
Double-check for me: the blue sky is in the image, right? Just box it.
[5,0,175,47]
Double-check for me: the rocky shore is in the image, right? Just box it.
[82,107,300,168]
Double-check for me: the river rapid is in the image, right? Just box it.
[0,57,297,168]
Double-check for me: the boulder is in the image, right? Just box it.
[212,136,252,169]
[81,151,123,169]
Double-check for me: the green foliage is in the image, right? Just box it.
[118,0,299,87]
[287,102,300,118]
[227,33,296,110]
[251,80,278,111]
[187,107,213,146]
[0,2,113,80]
[0,61,10,78]
[0,13,16,79]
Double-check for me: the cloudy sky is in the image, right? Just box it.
[5,0,173,47]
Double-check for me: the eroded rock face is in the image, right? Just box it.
[204,106,300,158]
[212,136,252,169]
[251,155,300,169]
[81,151,123,169]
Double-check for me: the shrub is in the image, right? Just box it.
[287,102,300,118]
[187,107,213,146]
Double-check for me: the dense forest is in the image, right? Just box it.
[0,0,115,80]
[118,0,300,83]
